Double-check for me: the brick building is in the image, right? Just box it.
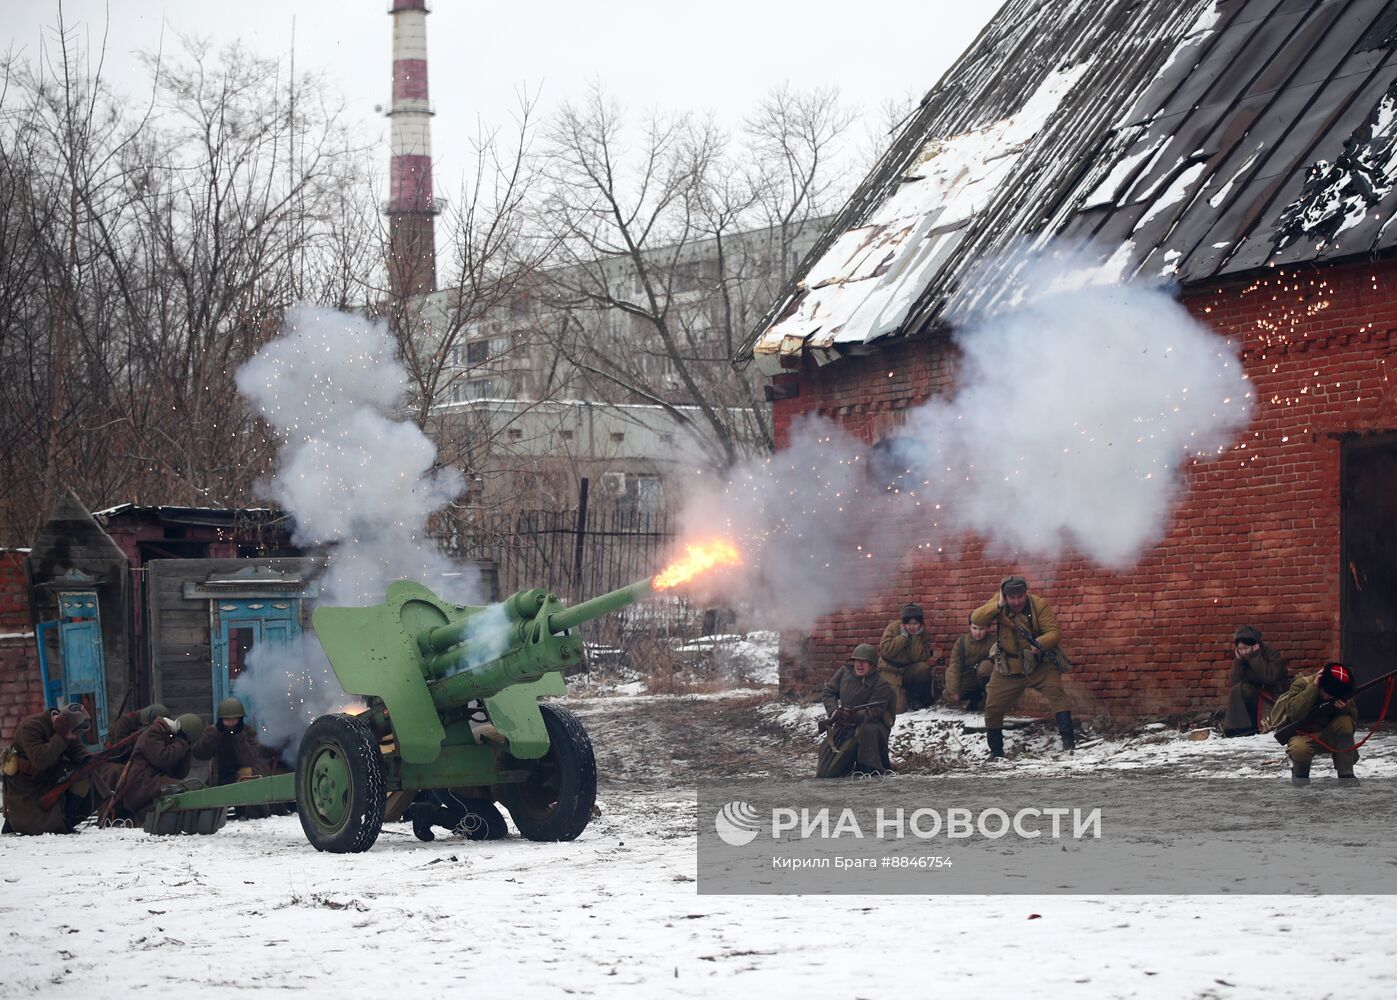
[746,0,1397,718]
[0,550,40,742]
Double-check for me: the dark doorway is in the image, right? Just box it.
[1341,435,1397,717]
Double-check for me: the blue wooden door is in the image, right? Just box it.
[57,590,109,746]
[211,599,301,719]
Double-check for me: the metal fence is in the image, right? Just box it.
[440,505,704,646]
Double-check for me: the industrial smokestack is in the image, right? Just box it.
[386,0,437,300]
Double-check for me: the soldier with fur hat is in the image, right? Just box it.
[114,712,207,823]
[1264,661,1362,787]
[816,644,896,778]
[972,575,1073,758]
[2,703,115,834]
[877,602,936,713]
[1222,625,1288,737]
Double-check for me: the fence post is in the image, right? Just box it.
[572,477,590,589]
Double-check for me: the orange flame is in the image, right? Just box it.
[652,538,743,591]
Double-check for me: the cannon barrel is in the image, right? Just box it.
[547,577,655,633]
[422,576,656,707]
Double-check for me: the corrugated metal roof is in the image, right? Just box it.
[742,0,1397,372]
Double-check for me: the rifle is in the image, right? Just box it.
[1271,667,1397,745]
[998,612,1072,673]
[36,732,139,810]
[818,700,887,739]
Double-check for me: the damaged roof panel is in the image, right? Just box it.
[743,0,1397,372]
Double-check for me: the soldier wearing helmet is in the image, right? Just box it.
[191,698,281,818]
[815,643,896,779]
[114,712,207,824]
[192,698,275,787]
[1263,661,1362,787]
[107,702,170,754]
[972,575,1074,758]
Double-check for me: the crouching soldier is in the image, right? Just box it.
[2,704,115,834]
[878,603,935,713]
[946,613,995,712]
[107,703,168,750]
[1222,626,1287,737]
[816,644,895,778]
[973,576,1074,758]
[1263,661,1361,787]
[116,713,206,824]
[191,698,278,818]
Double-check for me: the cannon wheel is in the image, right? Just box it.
[500,704,596,841]
[296,714,385,853]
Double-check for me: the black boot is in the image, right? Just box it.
[1337,773,1361,786]
[1291,761,1311,787]
[986,728,1005,758]
[1056,711,1076,752]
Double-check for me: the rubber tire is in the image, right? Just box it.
[295,714,386,854]
[499,704,596,842]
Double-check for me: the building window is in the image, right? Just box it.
[467,340,489,366]
[610,432,625,444]
[561,429,574,441]
[489,335,511,357]
[507,428,523,441]
[466,377,496,400]
[635,474,662,513]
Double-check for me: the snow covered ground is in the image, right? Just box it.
[3,692,1395,997]
[765,701,1397,777]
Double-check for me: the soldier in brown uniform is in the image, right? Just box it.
[192,698,279,819]
[973,576,1073,758]
[1263,661,1361,787]
[106,703,168,761]
[1,704,114,834]
[816,644,896,779]
[108,703,169,747]
[1222,625,1288,737]
[946,613,995,712]
[115,713,206,823]
[192,698,273,786]
[878,603,935,713]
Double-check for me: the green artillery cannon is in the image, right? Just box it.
[145,576,656,851]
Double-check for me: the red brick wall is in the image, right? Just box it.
[0,550,41,741]
[774,257,1397,719]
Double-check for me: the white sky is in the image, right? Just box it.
[5,1,1006,196]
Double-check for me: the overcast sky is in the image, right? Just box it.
[6,1,1005,196]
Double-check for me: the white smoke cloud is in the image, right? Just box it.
[677,247,1254,629]
[231,306,490,757]
[902,249,1254,567]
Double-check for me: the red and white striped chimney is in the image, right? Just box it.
[386,0,437,300]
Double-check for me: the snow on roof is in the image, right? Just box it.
[743,0,1397,372]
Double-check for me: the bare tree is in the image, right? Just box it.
[532,84,856,471]
[0,24,375,542]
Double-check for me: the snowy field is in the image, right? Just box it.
[4,692,1396,998]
